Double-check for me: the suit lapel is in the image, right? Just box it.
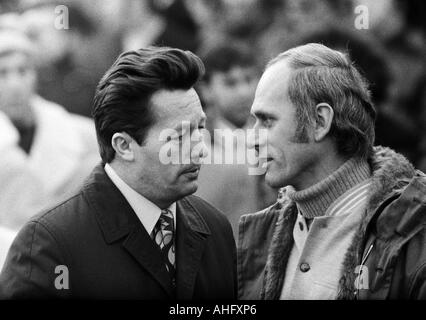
[84,164,174,298]
[122,226,175,298]
[175,197,211,299]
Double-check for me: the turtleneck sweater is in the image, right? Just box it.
[280,157,373,300]
[286,157,371,219]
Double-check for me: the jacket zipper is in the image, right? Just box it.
[354,241,374,299]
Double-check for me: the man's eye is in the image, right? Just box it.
[263,118,273,127]
[166,134,183,142]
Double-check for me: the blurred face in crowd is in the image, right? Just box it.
[0,51,36,126]
[23,7,70,65]
[221,0,258,30]
[206,66,257,128]
[119,88,208,206]
[353,0,404,40]
[249,60,321,190]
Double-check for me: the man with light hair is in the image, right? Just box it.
[238,43,426,299]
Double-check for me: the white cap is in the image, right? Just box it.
[0,13,36,57]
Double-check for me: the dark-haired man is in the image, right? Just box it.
[0,47,237,299]
[238,43,426,300]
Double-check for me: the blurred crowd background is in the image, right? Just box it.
[0,0,425,249]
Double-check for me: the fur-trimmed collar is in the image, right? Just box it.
[260,146,416,300]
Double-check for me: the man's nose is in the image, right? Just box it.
[191,130,209,161]
[199,143,209,159]
[246,127,259,151]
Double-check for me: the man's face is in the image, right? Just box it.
[132,88,207,201]
[207,66,257,128]
[250,60,318,190]
[23,7,70,64]
[0,52,36,124]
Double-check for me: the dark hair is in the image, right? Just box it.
[201,43,256,81]
[268,43,376,160]
[92,46,205,163]
[397,0,426,32]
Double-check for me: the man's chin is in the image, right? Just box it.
[265,172,285,189]
[177,181,198,198]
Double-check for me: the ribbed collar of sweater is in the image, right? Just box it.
[287,158,371,219]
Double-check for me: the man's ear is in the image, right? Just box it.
[111,132,135,161]
[314,103,334,142]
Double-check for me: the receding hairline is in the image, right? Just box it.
[266,43,350,71]
[262,43,376,160]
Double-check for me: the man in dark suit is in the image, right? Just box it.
[0,47,237,299]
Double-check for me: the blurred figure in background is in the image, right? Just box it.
[21,1,103,117]
[257,0,354,64]
[188,0,286,57]
[0,226,16,271]
[0,15,99,230]
[146,0,200,52]
[196,44,277,240]
[0,0,19,12]
[119,0,200,54]
[200,43,258,132]
[406,75,426,172]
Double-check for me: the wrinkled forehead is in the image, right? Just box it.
[150,88,205,127]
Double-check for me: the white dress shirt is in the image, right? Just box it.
[104,164,176,238]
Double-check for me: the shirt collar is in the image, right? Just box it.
[104,163,176,237]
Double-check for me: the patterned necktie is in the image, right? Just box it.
[154,209,175,280]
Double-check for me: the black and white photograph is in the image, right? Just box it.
[0,0,425,313]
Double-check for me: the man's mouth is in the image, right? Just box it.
[262,157,273,169]
[181,165,201,177]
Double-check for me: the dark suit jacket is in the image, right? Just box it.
[0,165,237,299]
